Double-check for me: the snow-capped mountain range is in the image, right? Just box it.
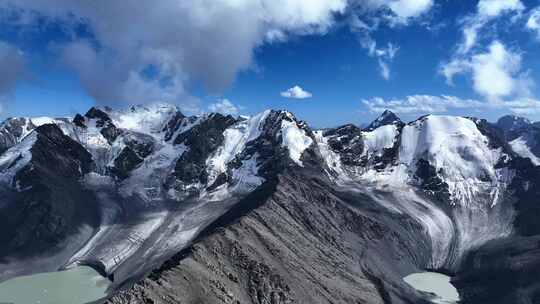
[1,104,540,303]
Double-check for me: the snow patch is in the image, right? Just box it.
[363,124,398,156]
[108,103,178,136]
[206,110,270,186]
[510,136,540,166]
[280,118,313,166]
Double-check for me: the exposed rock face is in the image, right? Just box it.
[0,124,98,260]
[322,124,364,166]
[172,113,237,188]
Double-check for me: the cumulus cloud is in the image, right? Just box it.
[0,41,25,108]
[0,0,347,110]
[527,7,540,40]
[208,99,240,115]
[477,0,524,18]
[441,41,531,101]
[281,85,313,99]
[362,95,485,114]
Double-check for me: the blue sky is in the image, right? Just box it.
[0,1,540,127]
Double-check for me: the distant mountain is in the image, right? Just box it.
[364,109,403,131]
[496,115,540,165]
[496,115,532,134]
[1,106,540,304]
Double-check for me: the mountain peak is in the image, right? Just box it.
[496,115,532,133]
[365,110,402,131]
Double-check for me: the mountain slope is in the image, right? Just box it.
[1,105,540,304]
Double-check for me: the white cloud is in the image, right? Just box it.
[281,85,313,99]
[362,95,486,114]
[208,99,240,115]
[477,0,524,18]
[456,0,524,54]
[378,61,391,80]
[0,0,347,110]
[441,41,531,101]
[388,0,434,21]
[526,7,540,40]
[350,14,399,80]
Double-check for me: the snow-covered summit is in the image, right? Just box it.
[318,114,513,207]
[364,110,402,131]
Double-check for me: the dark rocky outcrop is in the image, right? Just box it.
[111,147,144,180]
[84,107,122,143]
[454,236,540,304]
[0,124,98,260]
[322,124,365,166]
[415,158,451,203]
[172,113,237,188]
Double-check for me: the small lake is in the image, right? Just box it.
[403,272,460,304]
[0,266,110,304]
